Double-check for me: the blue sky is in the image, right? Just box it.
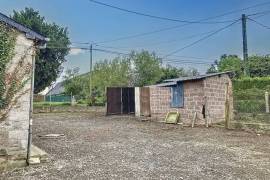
[1,0,270,75]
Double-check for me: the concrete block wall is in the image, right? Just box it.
[149,75,233,125]
[149,80,205,124]
[0,33,34,170]
[203,74,233,123]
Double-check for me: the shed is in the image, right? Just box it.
[0,12,47,170]
[144,72,233,124]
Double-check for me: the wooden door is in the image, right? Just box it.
[140,87,151,117]
[122,87,135,114]
[106,87,122,115]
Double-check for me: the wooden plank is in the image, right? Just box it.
[140,87,151,117]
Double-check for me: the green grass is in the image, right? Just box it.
[34,102,71,108]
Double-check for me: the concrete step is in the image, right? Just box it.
[29,145,48,165]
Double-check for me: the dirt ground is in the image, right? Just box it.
[1,113,270,180]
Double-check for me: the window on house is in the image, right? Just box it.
[171,83,184,108]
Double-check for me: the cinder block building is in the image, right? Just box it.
[106,72,233,125]
[147,72,233,124]
[0,12,47,170]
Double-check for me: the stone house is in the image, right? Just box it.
[147,72,233,125]
[0,12,47,170]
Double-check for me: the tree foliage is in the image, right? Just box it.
[12,8,70,93]
[62,50,201,105]
[131,51,162,87]
[207,54,270,78]
[247,55,270,77]
[159,65,200,83]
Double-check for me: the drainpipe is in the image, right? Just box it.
[26,45,36,165]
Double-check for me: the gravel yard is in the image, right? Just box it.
[1,112,270,180]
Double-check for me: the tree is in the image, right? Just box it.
[91,57,131,103]
[158,65,200,83]
[12,8,70,93]
[247,55,270,77]
[63,68,86,99]
[206,64,218,74]
[131,51,162,86]
[208,54,243,77]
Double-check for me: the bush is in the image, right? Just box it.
[233,77,270,90]
[233,88,266,100]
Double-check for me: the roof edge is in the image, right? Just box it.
[0,12,48,42]
[164,71,232,83]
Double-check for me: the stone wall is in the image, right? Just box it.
[0,33,34,170]
[149,75,233,125]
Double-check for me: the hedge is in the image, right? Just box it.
[233,77,270,90]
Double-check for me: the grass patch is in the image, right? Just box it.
[34,102,71,108]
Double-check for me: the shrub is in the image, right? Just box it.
[233,77,270,91]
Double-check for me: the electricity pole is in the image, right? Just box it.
[89,44,93,103]
[242,14,249,76]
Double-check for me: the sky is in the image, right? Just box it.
[1,0,270,76]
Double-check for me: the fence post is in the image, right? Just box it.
[265,91,269,113]
[225,83,230,129]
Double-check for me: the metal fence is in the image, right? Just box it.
[45,94,72,102]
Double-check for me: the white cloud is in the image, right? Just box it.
[69,48,84,56]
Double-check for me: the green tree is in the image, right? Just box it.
[208,54,243,77]
[206,64,218,74]
[247,55,270,77]
[91,57,131,103]
[12,8,70,93]
[158,65,200,83]
[63,67,86,99]
[131,50,162,86]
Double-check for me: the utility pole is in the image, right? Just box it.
[89,44,93,103]
[242,14,249,76]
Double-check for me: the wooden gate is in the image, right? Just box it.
[106,87,122,115]
[106,87,135,115]
[140,87,151,117]
[122,87,135,114]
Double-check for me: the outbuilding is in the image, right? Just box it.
[145,72,233,124]
[106,72,233,125]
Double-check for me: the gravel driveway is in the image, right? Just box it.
[1,113,270,180]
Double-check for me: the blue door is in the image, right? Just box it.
[171,83,184,108]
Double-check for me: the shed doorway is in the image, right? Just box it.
[106,87,135,115]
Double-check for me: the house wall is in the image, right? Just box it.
[149,80,205,124]
[0,32,34,170]
[203,74,233,124]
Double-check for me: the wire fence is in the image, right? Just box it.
[233,85,270,132]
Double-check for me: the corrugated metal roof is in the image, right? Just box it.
[46,82,65,96]
[164,71,231,82]
[0,12,47,42]
[147,81,177,87]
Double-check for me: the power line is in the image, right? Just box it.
[163,20,240,58]
[248,17,270,30]
[91,1,270,44]
[247,10,270,17]
[89,0,235,24]
[96,44,217,61]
